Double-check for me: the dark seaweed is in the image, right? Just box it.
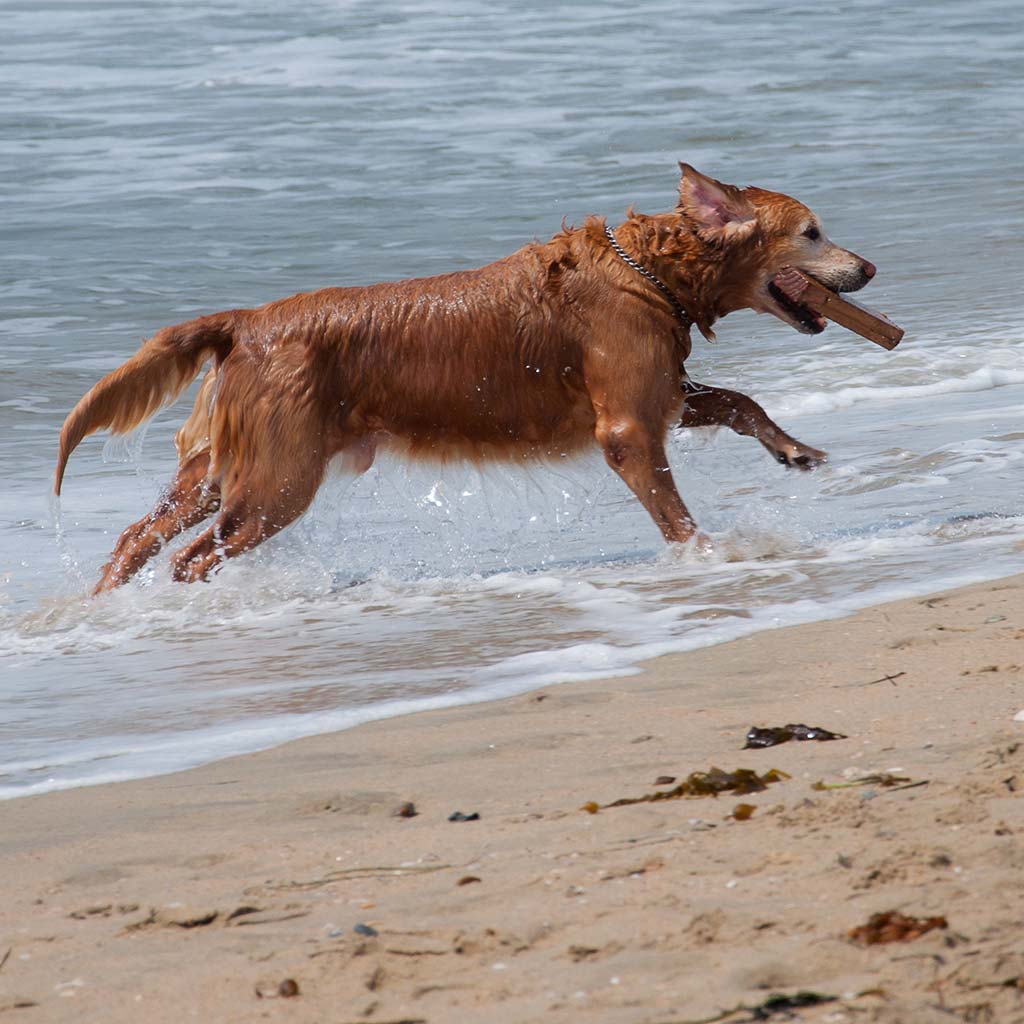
[657,989,837,1023]
[585,767,789,812]
[743,723,847,749]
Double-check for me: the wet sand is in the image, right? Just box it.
[2,575,1024,1023]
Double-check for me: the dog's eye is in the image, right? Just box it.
[802,225,821,241]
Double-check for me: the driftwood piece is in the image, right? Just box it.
[774,267,904,349]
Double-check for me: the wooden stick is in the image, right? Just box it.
[774,268,904,349]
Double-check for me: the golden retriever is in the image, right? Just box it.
[55,164,876,591]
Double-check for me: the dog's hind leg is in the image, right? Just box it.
[94,450,221,593]
[168,440,329,584]
[678,377,827,470]
[93,368,225,593]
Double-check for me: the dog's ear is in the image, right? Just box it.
[677,163,756,244]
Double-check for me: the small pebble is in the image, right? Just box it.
[457,876,481,886]
[654,775,676,786]
[391,801,418,818]
[278,979,300,999]
[353,922,378,937]
[448,811,480,822]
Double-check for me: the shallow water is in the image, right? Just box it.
[2,0,1023,797]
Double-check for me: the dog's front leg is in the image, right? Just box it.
[595,414,702,545]
[679,379,826,470]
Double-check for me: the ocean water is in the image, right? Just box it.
[2,0,1023,798]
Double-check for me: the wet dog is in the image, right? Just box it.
[56,164,875,591]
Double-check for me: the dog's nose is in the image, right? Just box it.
[862,260,876,279]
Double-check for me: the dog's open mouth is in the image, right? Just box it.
[767,273,828,335]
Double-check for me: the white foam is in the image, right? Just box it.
[770,364,1024,419]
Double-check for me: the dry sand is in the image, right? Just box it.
[2,575,1024,1024]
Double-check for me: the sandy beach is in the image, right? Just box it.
[2,574,1023,1024]
[4,1,1024,1021]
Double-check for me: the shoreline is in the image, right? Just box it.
[3,574,1024,1022]
[6,558,1024,803]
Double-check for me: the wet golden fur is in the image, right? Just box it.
[56,165,875,591]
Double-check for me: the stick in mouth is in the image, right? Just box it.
[772,268,904,350]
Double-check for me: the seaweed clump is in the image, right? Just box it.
[583,767,789,813]
[743,723,847,749]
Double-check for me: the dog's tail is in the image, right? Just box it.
[55,312,238,495]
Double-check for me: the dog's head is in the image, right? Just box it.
[677,164,876,335]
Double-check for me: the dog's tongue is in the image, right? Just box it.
[772,268,828,331]
[773,267,810,304]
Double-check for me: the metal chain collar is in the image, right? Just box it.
[604,224,692,329]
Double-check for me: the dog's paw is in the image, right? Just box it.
[773,443,827,471]
[662,531,715,563]
[693,531,715,554]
